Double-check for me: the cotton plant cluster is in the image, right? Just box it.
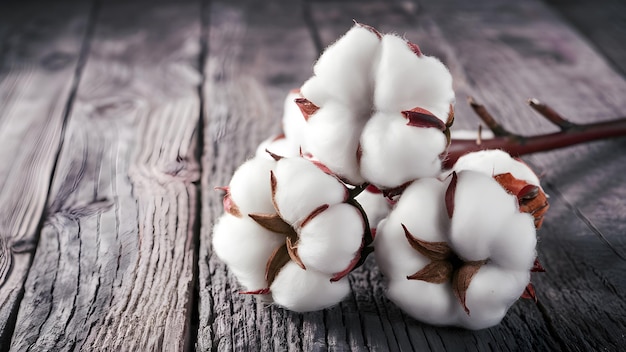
[212,23,549,329]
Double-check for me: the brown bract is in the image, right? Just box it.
[402,224,487,315]
[215,186,241,217]
[493,172,549,228]
[295,97,319,121]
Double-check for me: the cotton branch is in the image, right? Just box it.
[444,97,626,168]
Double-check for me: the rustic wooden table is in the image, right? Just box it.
[0,0,624,351]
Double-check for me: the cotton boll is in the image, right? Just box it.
[354,188,391,229]
[228,157,277,215]
[303,25,380,107]
[212,214,284,290]
[360,112,447,188]
[273,157,347,225]
[489,214,536,271]
[451,150,541,187]
[386,279,459,326]
[270,262,351,312]
[457,265,530,330]
[297,203,364,275]
[374,35,454,119]
[375,179,447,279]
[449,171,519,261]
[303,102,366,184]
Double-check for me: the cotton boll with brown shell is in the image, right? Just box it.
[375,171,538,329]
[298,24,455,188]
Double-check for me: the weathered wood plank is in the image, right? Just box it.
[9,1,202,351]
[544,0,626,76]
[197,0,319,350]
[0,1,90,348]
[422,0,626,350]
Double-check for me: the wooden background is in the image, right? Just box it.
[0,0,624,350]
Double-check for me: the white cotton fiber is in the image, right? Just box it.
[374,35,454,120]
[303,101,365,184]
[374,179,448,279]
[228,157,277,215]
[303,26,380,107]
[449,171,519,261]
[354,188,391,230]
[272,157,348,226]
[297,203,364,275]
[386,279,459,327]
[256,135,300,159]
[457,265,530,330]
[360,112,447,188]
[270,262,351,312]
[212,214,284,291]
[451,150,540,187]
[488,214,536,271]
[375,172,538,329]
[282,91,309,144]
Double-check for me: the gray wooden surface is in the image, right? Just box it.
[0,0,624,351]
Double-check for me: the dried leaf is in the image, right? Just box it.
[518,184,539,201]
[521,282,538,302]
[286,236,305,270]
[295,98,319,121]
[265,149,284,161]
[446,104,455,127]
[353,20,382,39]
[249,213,297,238]
[300,204,330,227]
[215,186,242,217]
[240,288,270,295]
[270,170,280,215]
[402,224,451,261]
[407,260,453,283]
[452,260,487,315]
[531,258,545,272]
[493,172,549,228]
[445,172,458,219]
[402,108,446,131]
[265,244,291,286]
[407,41,422,56]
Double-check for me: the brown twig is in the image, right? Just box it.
[444,97,626,168]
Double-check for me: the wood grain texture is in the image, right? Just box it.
[0,1,89,348]
[544,0,626,76]
[8,1,202,351]
[197,0,319,350]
